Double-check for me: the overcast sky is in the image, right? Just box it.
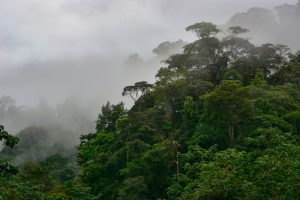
[0,0,297,67]
[0,0,297,106]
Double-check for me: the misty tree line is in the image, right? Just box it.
[1,1,300,199]
[225,0,300,50]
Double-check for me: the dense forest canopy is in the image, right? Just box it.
[1,1,300,199]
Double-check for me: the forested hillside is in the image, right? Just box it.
[1,18,300,200]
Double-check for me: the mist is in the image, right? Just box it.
[225,1,300,50]
[0,0,299,161]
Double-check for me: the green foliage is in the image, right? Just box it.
[40,154,76,182]
[0,126,19,176]
[19,161,53,191]
[96,102,127,133]
[0,152,95,200]
[223,68,243,81]
[251,69,267,86]
[0,125,19,149]
[0,161,19,176]
[202,80,252,143]
[117,176,148,200]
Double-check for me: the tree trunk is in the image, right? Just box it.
[228,124,234,141]
[126,143,129,167]
[175,150,179,180]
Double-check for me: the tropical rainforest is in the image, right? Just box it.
[1,3,300,200]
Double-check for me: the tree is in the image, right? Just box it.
[77,132,121,199]
[228,26,249,35]
[186,22,220,38]
[202,80,252,142]
[96,102,127,133]
[251,69,267,86]
[0,125,19,175]
[117,177,148,200]
[122,81,153,103]
[152,40,186,59]
[0,125,19,149]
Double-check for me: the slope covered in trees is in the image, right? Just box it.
[1,18,300,200]
[75,22,300,199]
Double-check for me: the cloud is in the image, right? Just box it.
[0,0,296,67]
